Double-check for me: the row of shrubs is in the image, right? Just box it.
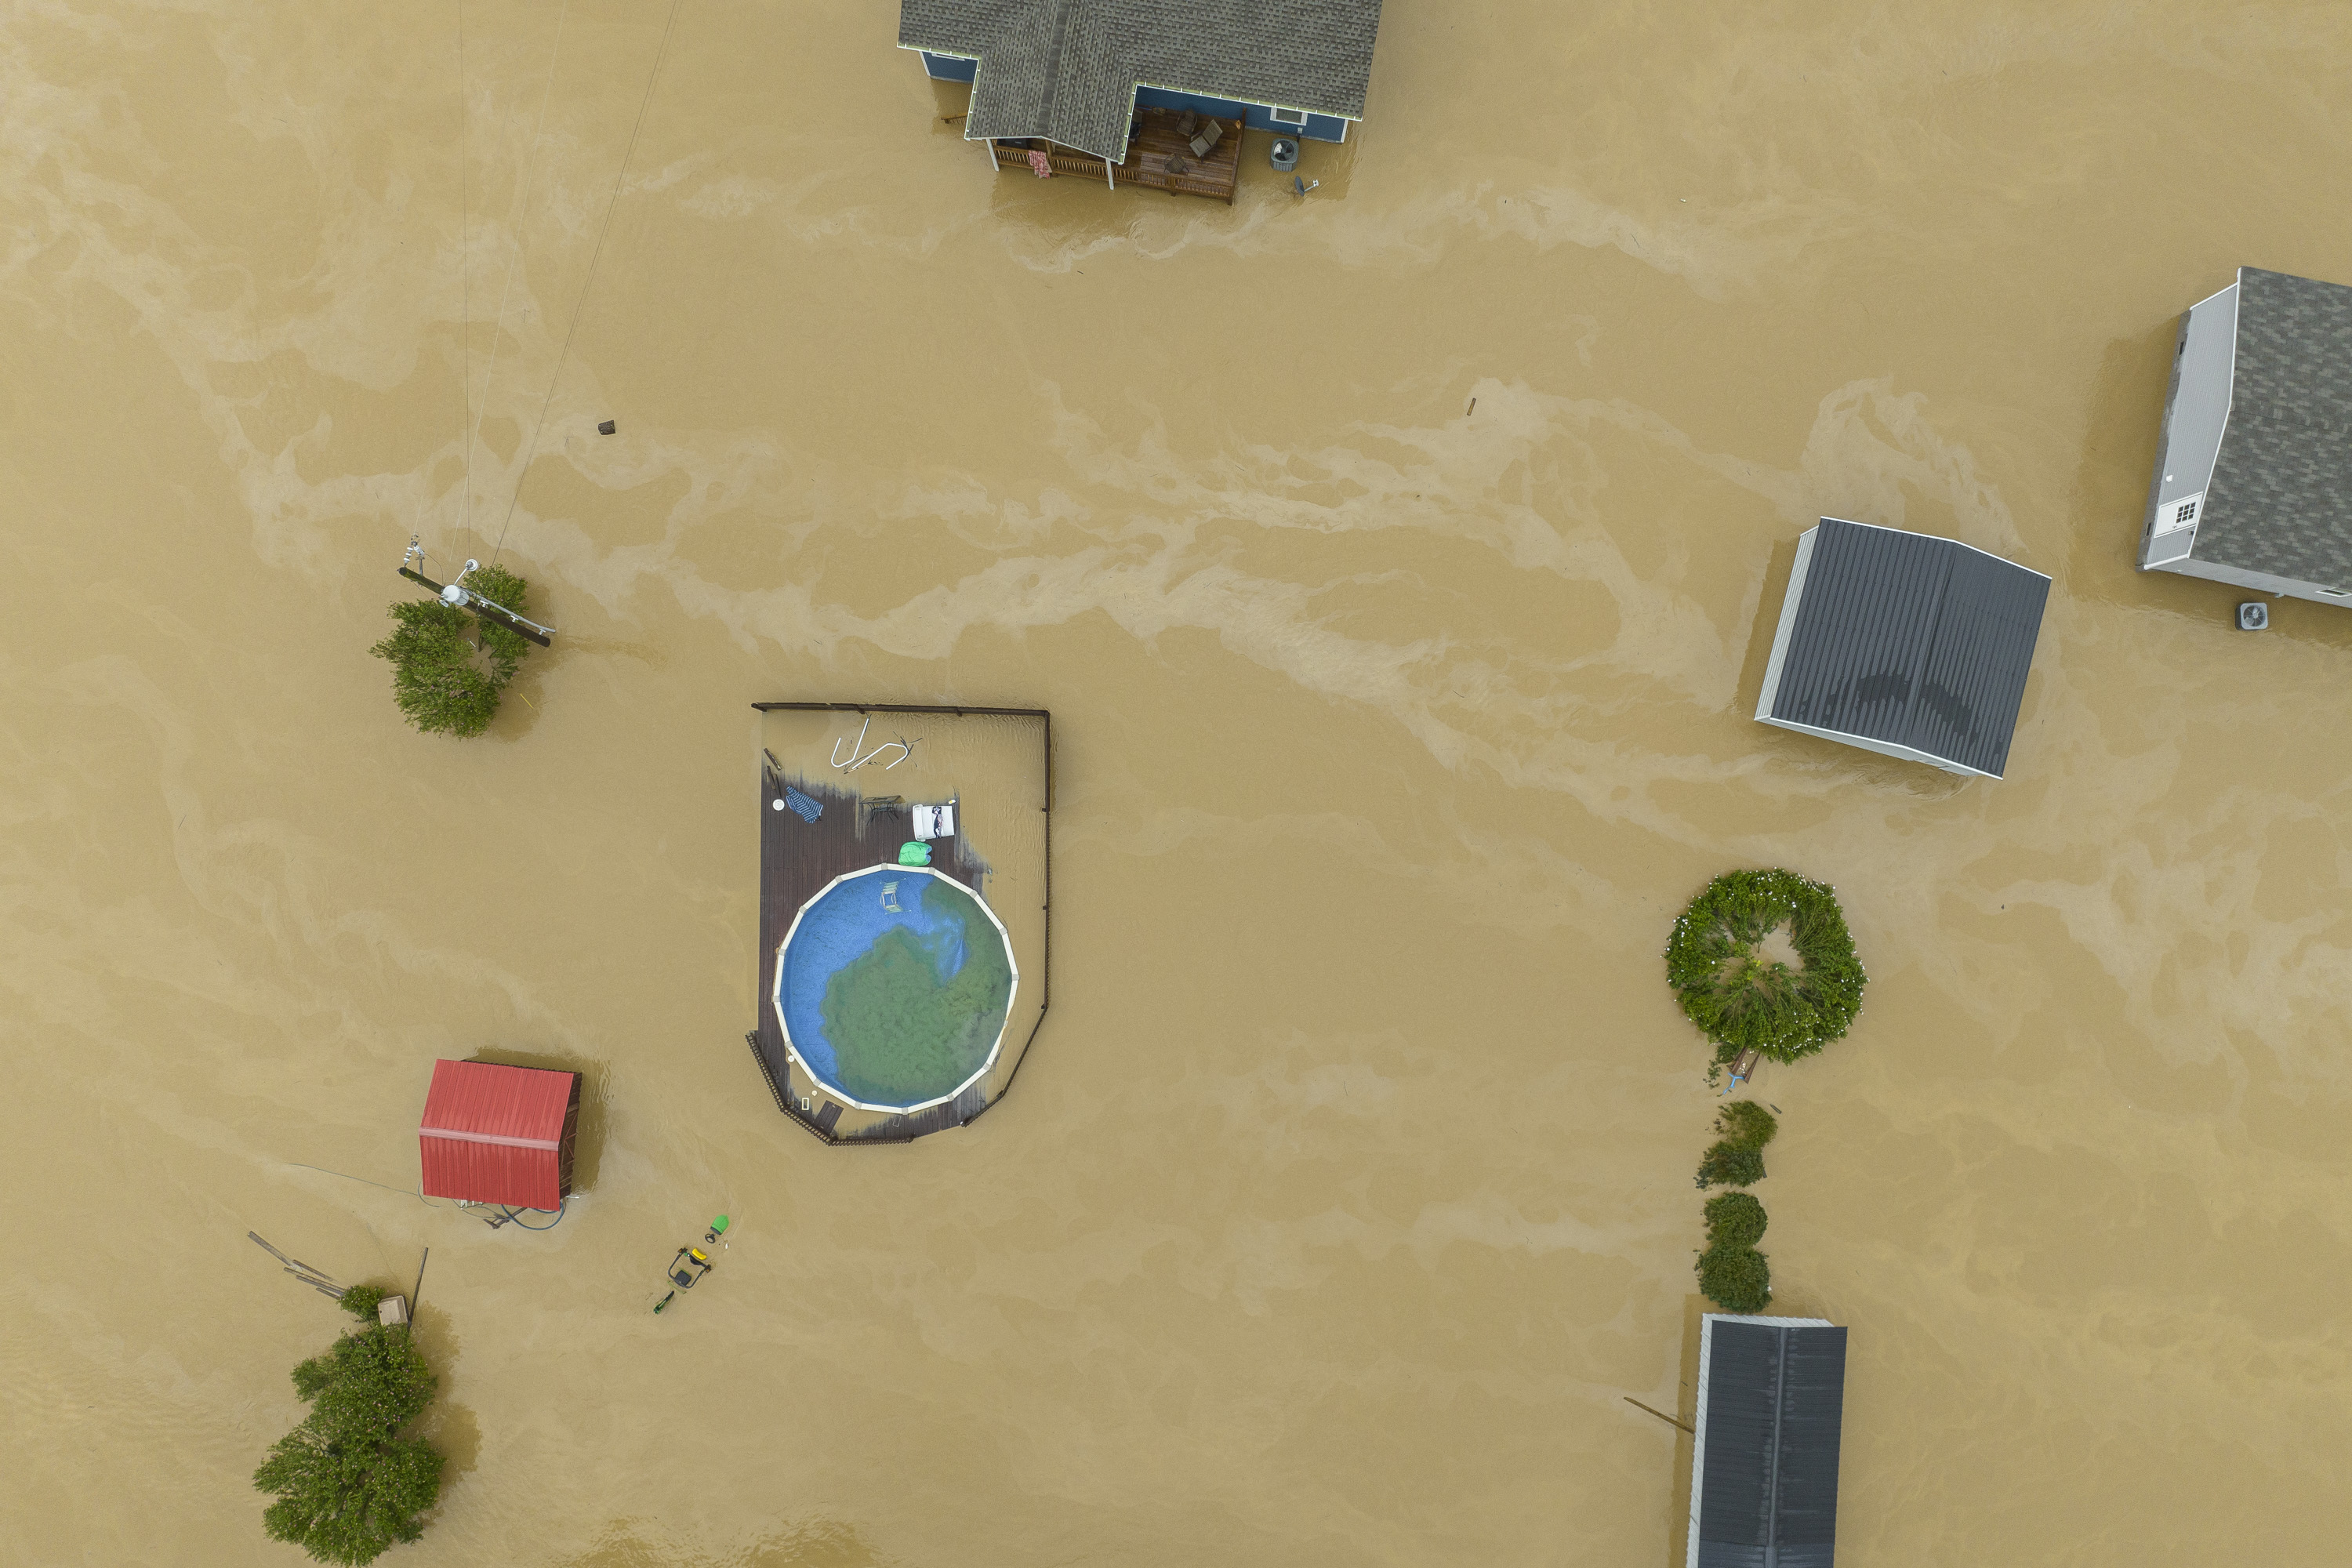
[1693,1099,1776,1313]
[1666,868,1866,1315]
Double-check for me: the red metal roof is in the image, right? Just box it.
[418,1059,575,1210]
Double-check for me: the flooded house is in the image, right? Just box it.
[1685,1315,1849,1568]
[2140,267,2352,608]
[1754,517,2051,779]
[899,0,1383,202]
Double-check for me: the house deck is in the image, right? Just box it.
[993,111,1243,205]
[750,704,1051,1145]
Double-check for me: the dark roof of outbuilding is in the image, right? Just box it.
[1693,1320,1848,1568]
[898,0,1383,162]
[1766,519,2049,778]
[2195,267,2352,588]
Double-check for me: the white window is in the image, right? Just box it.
[2322,588,2348,598]
[1269,106,1308,127]
[2154,491,2204,537]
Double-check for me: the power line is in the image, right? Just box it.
[463,0,572,539]
[491,0,685,568]
[456,0,467,531]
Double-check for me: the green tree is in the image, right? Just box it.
[1702,1191,1768,1250]
[1714,1100,1778,1150]
[368,564,533,739]
[1696,1243,1771,1313]
[336,1285,387,1323]
[1696,1140,1765,1189]
[256,1314,444,1565]
[1663,869,1867,1065]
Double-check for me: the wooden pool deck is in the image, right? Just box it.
[748,703,1051,1145]
[991,110,1243,205]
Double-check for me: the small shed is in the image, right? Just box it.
[1755,517,2050,779]
[1686,1314,1849,1568]
[417,1060,579,1211]
[2141,267,2352,606]
[900,0,1384,162]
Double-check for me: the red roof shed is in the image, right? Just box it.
[418,1059,580,1211]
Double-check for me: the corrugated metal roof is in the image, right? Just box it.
[2194,267,2352,589]
[1766,518,2049,777]
[1691,1319,1848,1568]
[898,0,1384,162]
[418,1060,576,1210]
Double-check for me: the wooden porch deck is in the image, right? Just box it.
[993,110,1243,205]
[749,704,1051,1147]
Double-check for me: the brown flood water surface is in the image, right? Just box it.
[4,2,2349,1564]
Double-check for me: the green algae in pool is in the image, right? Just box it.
[818,878,1014,1105]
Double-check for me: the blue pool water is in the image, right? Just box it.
[775,866,1011,1108]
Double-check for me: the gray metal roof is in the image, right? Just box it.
[898,0,1383,162]
[1691,1319,1848,1568]
[2194,267,2352,587]
[1765,519,2049,778]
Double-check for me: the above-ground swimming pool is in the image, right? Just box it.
[771,865,1018,1112]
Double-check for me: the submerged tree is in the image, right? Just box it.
[1702,1191,1769,1250]
[1697,1243,1772,1313]
[1714,1100,1778,1151]
[1663,869,1866,1065]
[368,563,533,738]
[255,1287,445,1565]
[1695,1140,1766,1190]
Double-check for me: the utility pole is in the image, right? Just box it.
[397,540,554,648]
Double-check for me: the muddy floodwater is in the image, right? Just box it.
[5,2,2350,1564]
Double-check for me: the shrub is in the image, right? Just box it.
[368,564,533,739]
[1703,1192,1768,1250]
[256,1317,444,1565]
[1696,1141,1765,1189]
[337,1285,387,1322]
[1663,869,1866,1065]
[1715,1100,1778,1150]
[1696,1243,1771,1313]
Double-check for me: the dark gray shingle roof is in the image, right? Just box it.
[1767,519,2049,778]
[2195,267,2352,588]
[899,0,1382,162]
[1693,1321,1848,1568]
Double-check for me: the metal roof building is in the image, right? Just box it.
[1755,517,2050,779]
[1686,1314,1849,1568]
[417,1059,580,1212]
[2140,267,2352,605]
[898,0,1384,162]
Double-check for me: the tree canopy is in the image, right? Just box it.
[1697,1243,1772,1314]
[1695,1140,1766,1190]
[254,1290,444,1565]
[1703,1191,1769,1250]
[368,563,533,739]
[1663,869,1866,1065]
[1714,1099,1777,1150]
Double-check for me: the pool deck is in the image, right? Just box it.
[749,703,1051,1144]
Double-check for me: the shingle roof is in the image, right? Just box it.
[1763,519,2049,778]
[2194,267,2352,588]
[899,0,1383,162]
[1690,1319,1848,1568]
